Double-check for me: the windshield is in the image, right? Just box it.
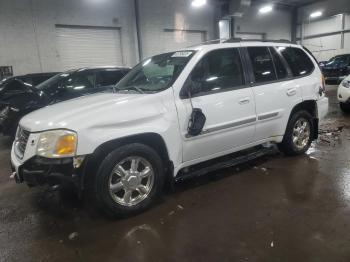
[115,51,195,93]
[36,71,74,94]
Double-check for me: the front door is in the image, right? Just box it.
[175,48,257,163]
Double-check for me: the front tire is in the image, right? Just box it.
[94,143,164,218]
[340,102,350,114]
[278,110,314,156]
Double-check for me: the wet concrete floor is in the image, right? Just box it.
[1,85,350,262]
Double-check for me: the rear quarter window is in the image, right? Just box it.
[279,47,315,77]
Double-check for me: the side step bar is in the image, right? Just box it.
[175,146,276,183]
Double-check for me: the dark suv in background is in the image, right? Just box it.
[0,72,60,99]
[0,67,130,137]
[321,54,350,83]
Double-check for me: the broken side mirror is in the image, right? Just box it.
[188,108,206,136]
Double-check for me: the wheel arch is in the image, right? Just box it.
[290,100,317,118]
[287,99,318,139]
[81,132,173,191]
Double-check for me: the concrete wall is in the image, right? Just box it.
[0,0,295,75]
[0,0,138,75]
[0,0,216,75]
[297,0,350,23]
[234,5,292,40]
[296,0,350,61]
[138,0,216,58]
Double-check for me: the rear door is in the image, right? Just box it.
[245,46,303,141]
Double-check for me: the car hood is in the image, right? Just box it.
[20,92,169,132]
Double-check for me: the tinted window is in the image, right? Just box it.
[22,77,33,85]
[63,70,95,91]
[3,79,26,92]
[96,70,126,87]
[32,75,54,86]
[48,71,96,100]
[247,47,277,83]
[270,47,288,79]
[187,48,244,95]
[279,47,314,76]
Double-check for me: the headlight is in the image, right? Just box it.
[36,130,77,158]
[341,79,350,88]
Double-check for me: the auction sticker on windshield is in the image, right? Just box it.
[172,51,193,57]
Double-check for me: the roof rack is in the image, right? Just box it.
[189,38,296,47]
[224,38,294,44]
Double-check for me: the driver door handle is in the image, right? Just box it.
[239,97,250,105]
[287,88,297,96]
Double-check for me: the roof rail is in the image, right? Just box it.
[187,38,296,48]
[223,38,294,44]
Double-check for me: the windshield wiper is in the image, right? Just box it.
[115,86,145,94]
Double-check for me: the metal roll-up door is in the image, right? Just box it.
[56,25,124,70]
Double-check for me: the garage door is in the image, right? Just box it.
[56,25,124,70]
[143,30,206,58]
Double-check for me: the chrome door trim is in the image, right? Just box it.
[257,112,279,121]
[186,116,256,138]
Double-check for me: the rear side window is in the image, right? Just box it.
[279,47,314,77]
[270,47,288,79]
[32,75,53,86]
[247,47,277,83]
[188,48,245,95]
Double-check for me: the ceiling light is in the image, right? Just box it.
[259,5,273,14]
[310,11,322,18]
[191,0,206,8]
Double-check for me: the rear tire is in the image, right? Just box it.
[340,102,350,114]
[94,143,164,218]
[278,110,314,156]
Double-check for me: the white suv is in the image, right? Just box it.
[338,75,350,113]
[11,41,328,217]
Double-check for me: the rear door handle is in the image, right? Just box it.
[287,88,297,96]
[239,97,250,105]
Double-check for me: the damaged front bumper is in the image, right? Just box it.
[11,149,86,188]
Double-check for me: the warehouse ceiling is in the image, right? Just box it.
[251,0,323,7]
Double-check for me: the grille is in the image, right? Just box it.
[15,127,30,159]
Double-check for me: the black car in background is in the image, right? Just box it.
[321,54,350,83]
[0,67,130,137]
[0,72,60,99]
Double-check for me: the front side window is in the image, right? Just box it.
[55,70,97,100]
[247,47,277,83]
[186,48,245,96]
[279,47,314,77]
[36,70,96,98]
[96,70,127,87]
[116,51,195,93]
[36,71,74,95]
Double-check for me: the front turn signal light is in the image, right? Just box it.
[55,134,77,155]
